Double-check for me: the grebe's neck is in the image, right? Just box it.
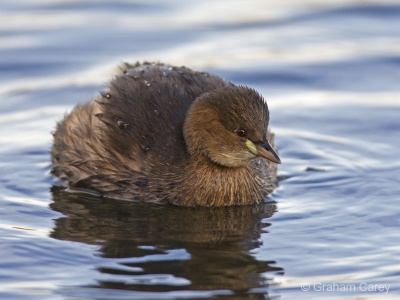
[172,157,264,206]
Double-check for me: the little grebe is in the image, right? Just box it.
[51,62,281,206]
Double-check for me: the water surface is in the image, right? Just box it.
[1,1,399,299]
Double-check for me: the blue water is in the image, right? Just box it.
[1,1,399,299]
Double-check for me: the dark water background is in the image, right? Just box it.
[1,1,399,299]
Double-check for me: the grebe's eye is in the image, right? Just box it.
[236,129,246,137]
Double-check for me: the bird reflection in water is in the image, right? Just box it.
[50,187,283,298]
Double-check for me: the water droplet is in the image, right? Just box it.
[141,144,150,152]
[160,66,170,77]
[143,80,150,86]
[117,120,129,128]
[100,91,111,99]
[154,110,160,115]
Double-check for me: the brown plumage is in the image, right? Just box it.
[51,62,281,206]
